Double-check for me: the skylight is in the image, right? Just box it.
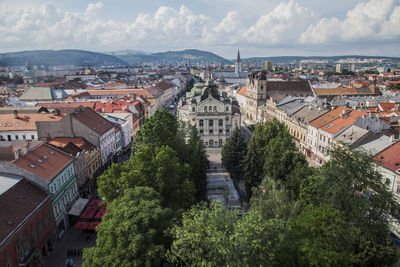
[49,151,55,155]
[29,164,36,168]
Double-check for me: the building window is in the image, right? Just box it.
[218,119,223,126]
[204,106,207,112]
[38,223,42,237]
[209,120,213,127]
[199,120,204,127]
[209,129,213,134]
[213,106,217,112]
[226,129,230,134]
[209,140,214,147]
[397,184,400,194]
[209,106,212,111]
[31,135,34,140]
[22,135,26,140]
[199,129,203,134]
[226,106,229,111]
[15,135,19,140]
[219,129,222,134]
[219,139,223,146]
[192,107,195,112]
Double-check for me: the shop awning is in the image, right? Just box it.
[73,221,90,230]
[88,200,102,207]
[94,208,106,220]
[80,206,98,219]
[87,222,101,231]
[68,198,89,216]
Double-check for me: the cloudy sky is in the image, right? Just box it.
[0,0,399,58]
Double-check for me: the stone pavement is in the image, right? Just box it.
[41,227,96,267]
[206,148,241,209]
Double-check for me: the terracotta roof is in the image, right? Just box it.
[155,81,173,91]
[375,141,400,172]
[0,178,49,244]
[309,106,351,128]
[71,107,114,135]
[0,113,65,131]
[13,143,74,180]
[314,87,358,96]
[378,103,400,112]
[266,80,312,93]
[36,102,95,110]
[237,86,247,97]
[320,110,367,135]
[48,137,95,152]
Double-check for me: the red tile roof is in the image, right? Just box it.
[309,106,351,128]
[48,137,95,152]
[0,178,49,243]
[375,141,400,172]
[320,110,367,135]
[13,144,74,180]
[237,86,246,97]
[71,107,114,135]
[0,113,65,131]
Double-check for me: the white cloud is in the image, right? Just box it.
[300,0,400,43]
[0,0,399,56]
[243,1,318,45]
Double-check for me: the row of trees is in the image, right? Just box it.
[83,110,208,266]
[83,116,399,266]
[193,119,399,266]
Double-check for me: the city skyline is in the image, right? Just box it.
[0,0,399,58]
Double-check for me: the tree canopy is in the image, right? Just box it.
[221,127,247,180]
[82,187,173,267]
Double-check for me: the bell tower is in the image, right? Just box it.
[235,49,242,76]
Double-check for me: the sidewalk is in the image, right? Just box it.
[41,227,96,267]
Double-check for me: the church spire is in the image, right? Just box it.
[236,49,241,63]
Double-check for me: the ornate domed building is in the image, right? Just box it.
[177,79,241,147]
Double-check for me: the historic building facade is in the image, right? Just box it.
[178,80,241,147]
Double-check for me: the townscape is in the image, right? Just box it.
[1,0,400,266]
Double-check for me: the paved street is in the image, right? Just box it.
[41,227,96,267]
[206,148,241,209]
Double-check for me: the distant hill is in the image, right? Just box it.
[241,55,400,64]
[0,49,128,67]
[114,49,232,65]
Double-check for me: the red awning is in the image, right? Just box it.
[88,200,102,207]
[80,207,98,219]
[87,222,101,230]
[94,209,106,220]
[73,221,90,230]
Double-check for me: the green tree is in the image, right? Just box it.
[97,145,195,209]
[186,124,209,200]
[221,128,247,180]
[134,109,179,152]
[263,135,312,199]
[233,210,288,266]
[82,187,173,267]
[288,204,352,267]
[300,146,400,265]
[243,119,298,200]
[250,177,299,221]
[167,202,238,266]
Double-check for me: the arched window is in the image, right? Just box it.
[199,120,204,127]
[192,107,195,112]
[209,106,212,111]
[213,106,217,112]
[226,106,229,111]
[218,119,223,126]
[204,106,207,112]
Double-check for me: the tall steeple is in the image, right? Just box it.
[236,49,241,64]
[235,49,242,76]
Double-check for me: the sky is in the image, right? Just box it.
[0,0,399,58]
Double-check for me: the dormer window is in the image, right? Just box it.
[204,106,207,112]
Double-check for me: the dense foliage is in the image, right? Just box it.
[221,128,247,180]
[86,114,399,266]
